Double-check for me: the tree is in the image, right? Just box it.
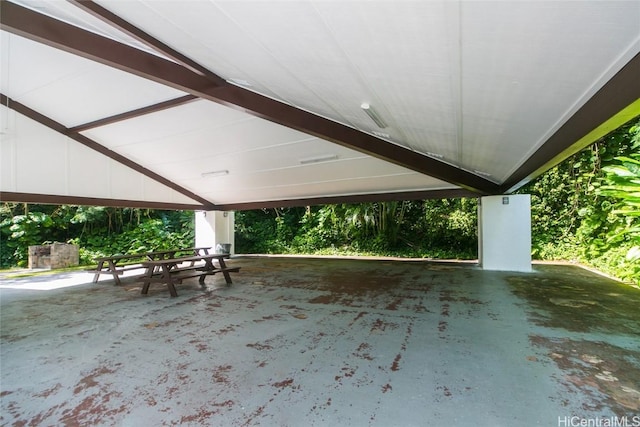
[0,205,195,268]
[598,123,640,261]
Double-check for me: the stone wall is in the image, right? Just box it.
[28,243,79,269]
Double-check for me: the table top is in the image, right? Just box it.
[140,253,227,266]
[94,247,211,262]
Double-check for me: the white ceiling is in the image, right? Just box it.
[1,0,639,210]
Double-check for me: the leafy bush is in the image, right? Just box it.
[0,206,194,268]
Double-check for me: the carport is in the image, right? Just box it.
[1,0,639,425]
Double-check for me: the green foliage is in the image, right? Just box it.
[0,205,194,268]
[235,209,288,253]
[234,199,478,259]
[597,126,640,263]
[1,209,54,266]
[519,118,639,283]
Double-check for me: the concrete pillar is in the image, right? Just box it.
[478,194,531,272]
[195,211,235,255]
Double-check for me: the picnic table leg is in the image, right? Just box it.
[166,282,178,297]
[198,258,214,284]
[140,267,154,295]
[162,264,179,297]
[92,260,104,283]
[217,257,233,285]
[109,260,122,286]
[147,254,163,274]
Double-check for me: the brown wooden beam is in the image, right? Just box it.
[68,0,227,86]
[68,95,198,133]
[0,93,217,210]
[1,1,499,195]
[216,189,478,211]
[0,192,206,211]
[0,1,219,96]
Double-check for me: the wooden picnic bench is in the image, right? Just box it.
[138,254,240,297]
[87,247,211,286]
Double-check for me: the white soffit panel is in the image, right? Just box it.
[67,140,110,198]
[108,162,144,202]
[309,1,461,156]
[208,1,374,126]
[83,99,358,170]
[1,108,67,195]
[142,176,198,205]
[460,1,640,182]
[189,158,420,192]
[161,138,366,179]
[95,0,305,104]
[0,136,14,191]
[195,163,444,194]
[0,106,200,205]
[83,100,265,153]
[82,97,454,205]
[1,32,187,128]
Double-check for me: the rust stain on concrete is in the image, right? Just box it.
[530,335,640,414]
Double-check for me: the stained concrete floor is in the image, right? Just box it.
[1,256,639,426]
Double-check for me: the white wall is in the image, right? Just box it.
[478,195,531,272]
[195,211,235,254]
[0,106,197,205]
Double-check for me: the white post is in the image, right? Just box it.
[478,195,531,272]
[195,211,235,255]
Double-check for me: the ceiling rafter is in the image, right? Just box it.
[68,0,228,86]
[68,94,198,133]
[0,191,205,210]
[1,1,500,196]
[0,93,215,210]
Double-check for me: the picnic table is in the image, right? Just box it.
[138,253,240,297]
[88,247,211,286]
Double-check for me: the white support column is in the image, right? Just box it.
[478,194,531,272]
[195,211,235,255]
